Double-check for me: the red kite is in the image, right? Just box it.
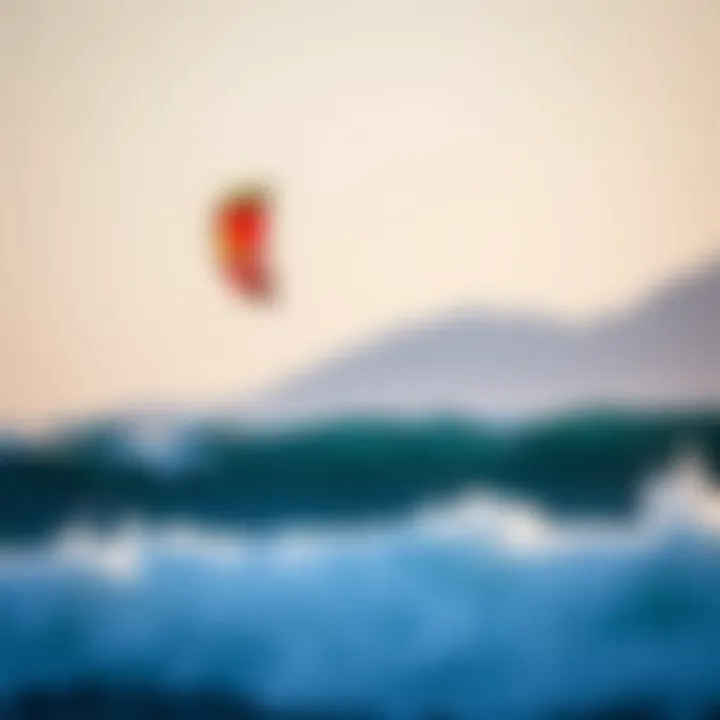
[212,184,275,302]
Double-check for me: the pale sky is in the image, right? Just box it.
[0,0,718,427]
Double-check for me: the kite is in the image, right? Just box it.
[212,183,275,302]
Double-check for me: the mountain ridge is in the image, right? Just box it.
[238,257,720,422]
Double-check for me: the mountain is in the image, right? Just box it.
[239,259,720,422]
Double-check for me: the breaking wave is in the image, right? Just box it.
[1,454,720,717]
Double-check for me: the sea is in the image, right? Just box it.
[1,415,720,718]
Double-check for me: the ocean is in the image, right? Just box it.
[1,413,720,718]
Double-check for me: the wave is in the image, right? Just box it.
[2,410,720,541]
[1,453,720,717]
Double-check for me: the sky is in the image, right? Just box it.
[0,0,718,427]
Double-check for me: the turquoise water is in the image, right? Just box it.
[1,415,720,717]
[0,454,720,717]
[1,411,719,539]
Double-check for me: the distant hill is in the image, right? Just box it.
[3,261,719,537]
[239,260,720,422]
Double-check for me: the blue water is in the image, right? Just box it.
[1,454,720,718]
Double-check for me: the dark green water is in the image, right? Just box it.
[1,409,718,540]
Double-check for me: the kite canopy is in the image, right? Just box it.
[212,183,275,302]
